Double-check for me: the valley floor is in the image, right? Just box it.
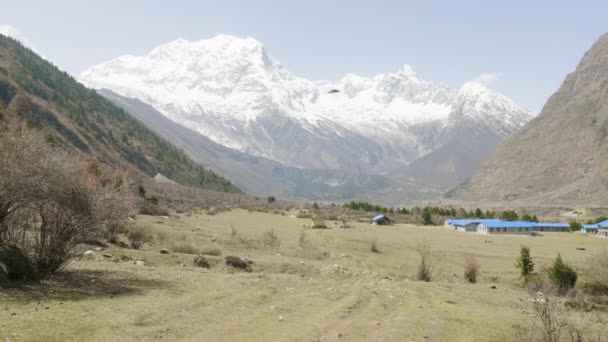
[1,210,607,341]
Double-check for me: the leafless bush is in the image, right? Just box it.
[370,238,381,253]
[582,249,608,295]
[0,126,136,276]
[140,201,170,216]
[415,240,433,282]
[293,229,327,260]
[127,226,153,250]
[298,229,307,248]
[165,234,200,254]
[464,254,480,283]
[230,225,238,240]
[263,228,280,247]
[516,293,604,342]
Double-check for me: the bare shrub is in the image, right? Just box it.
[582,249,608,295]
[165,234,200,255]
[370,238,381,254]
[0,126,136,276]
[516,293,604,342]
[415,240,433,282]
[263,228,280,247]
[200,246,222,256]
[230,225,238,240]
[140,201,170,216]
[464,254,480,283]
[298,229,307,248]
[294,229,327,260]
[127,226,153,250]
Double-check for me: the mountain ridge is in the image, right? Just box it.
[0,34,240,193]
[451,32,608,205]
[80,34,534,179]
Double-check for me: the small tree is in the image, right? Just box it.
[267,196,276,204]
[312,202,320,211]
[516,245,535,281]
[548,253,577,293]
[569,221,582,232]
[422,207,432,225]
[521,213,532,222]
[502,210,519,221]
[474,208,484,218]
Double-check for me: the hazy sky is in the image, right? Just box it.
[1,0,607,112]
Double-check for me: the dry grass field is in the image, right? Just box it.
[2,209,607,341]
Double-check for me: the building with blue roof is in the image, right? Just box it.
[371,214,391,226]
[443,218,501,232]
[477,221,570,234]
[449,219,500,232]
[581,224,599,234]
[595,220,608,238]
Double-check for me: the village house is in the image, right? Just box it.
[596,220,608,238]
[371,214,391,225]
[445,219,501,232]
[581,224,599,234]
[477,221,539,234]
[536,222,570,232]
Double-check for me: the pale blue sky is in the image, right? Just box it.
[1,0,607,112]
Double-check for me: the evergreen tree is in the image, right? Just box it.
[548,253,577,292]
[516,245,534,281]
[569,221,582,232]
[422,207,433,225]
[502,210,519,221]
[474,208,483,218]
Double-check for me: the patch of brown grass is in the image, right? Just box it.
[200,246,222,256]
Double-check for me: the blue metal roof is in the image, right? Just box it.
[448,219,500,226]
[372,214,385,221]
[481,221,539,228]
[536,222,569,228]
[582,224,599,229]
[597,220,608,227]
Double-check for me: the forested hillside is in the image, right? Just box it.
[0,34,239,193]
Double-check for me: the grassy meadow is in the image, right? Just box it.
[2,209,607,341]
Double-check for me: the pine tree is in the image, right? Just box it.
[422,207,433,225]
[474,208,483,218]
[516,245,534,281]
[548,253,577,292]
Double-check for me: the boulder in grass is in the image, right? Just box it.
[193,255,210,268]
[225,256,253,272]
[0,244,37,283]
[0,262,8,287]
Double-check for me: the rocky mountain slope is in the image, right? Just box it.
[0,34,239,193]
[101,89,442,201]
[80,35,533,183]
[452,33,608,205]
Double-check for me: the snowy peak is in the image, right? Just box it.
[80,35,533,173]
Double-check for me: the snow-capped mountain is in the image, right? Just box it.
[80,34,533,178]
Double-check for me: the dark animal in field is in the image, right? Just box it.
[225,256,253,272]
